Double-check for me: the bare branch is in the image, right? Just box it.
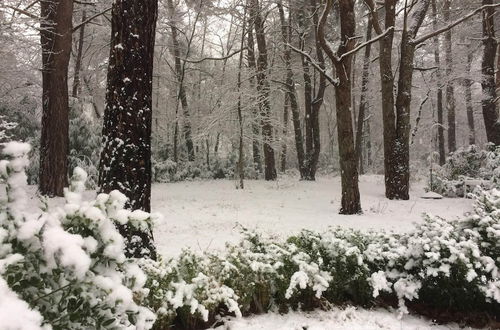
[412,3,500,45]
[6,5,39,20]
[73,7,111,32]
[338,27,394,61]
[182,47,247,64]
[286,43,338,86]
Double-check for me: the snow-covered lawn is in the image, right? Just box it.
[152,175,472,257]
[215,307,463,329]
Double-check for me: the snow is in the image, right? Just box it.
[215,307,460,330]
[0,278,46,330]
[152,175,473,257]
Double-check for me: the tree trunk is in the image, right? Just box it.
[319,0,361,214]
[355,17,372,175]
[443,0,456,153]
[98,0,158,259]
[249,0,276,180]
[167,0,195,161]
[71,8,86,98]
[367,0,429,200]
[464,45,476,145]
[278,1,306,178]
[39,0,74,197]
[280,93,289,172]
[481,0,500,145]
[246,17,263,173]
[432,0,446,164]
[236,6,247,189]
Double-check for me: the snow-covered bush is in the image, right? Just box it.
[140,251,241,329]
[0,142,155,329]
[430,144,500,197]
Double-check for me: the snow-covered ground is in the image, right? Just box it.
[152,175,472,257]
[215,307,465,330]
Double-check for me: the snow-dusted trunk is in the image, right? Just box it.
[432,0,446,164]
[367,0,429,200]
[249,0,277,180]
[464,45,476,145]
[246,16,263,173]
[481,0,500,145]
[72,8,86,99]
[319,0,361,214]
[99,0,158,258]
[39,0,74,197]
[443,0,456,153]
[355,17,372,175]
[277,0,306,178]
[391,0,430,200]
[167,0,195,161]
[296,0,325,181]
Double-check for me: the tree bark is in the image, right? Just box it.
[481,0,500,145]
[464,44,476,145]
[248,0,277,180]
[167,0,195,161]
[71,8,86,98]
[443,0,456,153]
[319,0,361,214]
[366,0,430,200]
[39,0,74,197]
[355,17,372,175]
[246,16,263,173]
[98,0,158,259]
[277,0,306,178]
[432,0,446,164]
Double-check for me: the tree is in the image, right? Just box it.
[365,0,430,200]
[39,0,74,197]
[432,0,446,163]
[355,17,373,174]
[98,0,158,259]
[167,0,195,161]
[248,0,277,180]
[277,0,306,178]
[319,0,361,214]
[443,0,456,153]
[481,0,500,145]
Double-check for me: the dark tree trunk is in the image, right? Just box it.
[278,1,306,178]
[443,0,456,153]
[481,0,500,145]
[355,17,372,175]
[72,9,86,98]
[319,0,361,214]
[367,0,429,200]
[236,6,247,189]
[167,0,195,161]
[246,18,263,173]
[280,93,289,172]
[249,0,277,180]
[296,0,325,180]
[39,0,74,197]
[464,46,476,145]
[432,0,446,164]
[98,0,158,259]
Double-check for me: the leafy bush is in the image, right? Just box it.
[0,142,155,329]
[430,144,500,197]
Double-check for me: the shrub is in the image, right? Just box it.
[0,142,155,329]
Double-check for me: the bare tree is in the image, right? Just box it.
[481,0,500,145]
[318,0,361,214]
[443,0,456,153]
[248,0,277,180]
